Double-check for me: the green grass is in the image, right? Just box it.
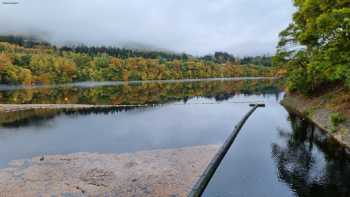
[330,112,346,133]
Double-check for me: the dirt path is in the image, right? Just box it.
[0,145,219,197]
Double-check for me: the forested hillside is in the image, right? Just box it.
[0,39,275,85]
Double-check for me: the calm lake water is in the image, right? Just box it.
[0,79,349,197]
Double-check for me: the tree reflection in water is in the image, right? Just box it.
[272,114,350,197]
[0,79,282,127]
[0,79,281,105]
[0,107,140,128]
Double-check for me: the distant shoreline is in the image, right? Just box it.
[0,104,151,113]
[0,77,278,91]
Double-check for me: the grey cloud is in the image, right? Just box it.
[0,0,294,56]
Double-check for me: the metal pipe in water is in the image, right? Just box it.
[188,103,265,197]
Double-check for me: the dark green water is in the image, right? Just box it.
[0,79,349,197]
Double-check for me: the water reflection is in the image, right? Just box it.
[0,79,281,105]
[0,107,139,128]
[272,114,350,197]
[0,79,281,127]
[1,79,349,196]
[0,79,283,168]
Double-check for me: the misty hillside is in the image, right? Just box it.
[0,37,276,85]
[0,35,273,66]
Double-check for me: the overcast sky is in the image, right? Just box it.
[0,0,294,56]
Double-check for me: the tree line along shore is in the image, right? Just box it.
[0,37,279,86]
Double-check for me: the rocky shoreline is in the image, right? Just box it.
[282,94,350,149]
[0,145,220,197]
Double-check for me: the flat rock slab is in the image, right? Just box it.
[0,145,219,197]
